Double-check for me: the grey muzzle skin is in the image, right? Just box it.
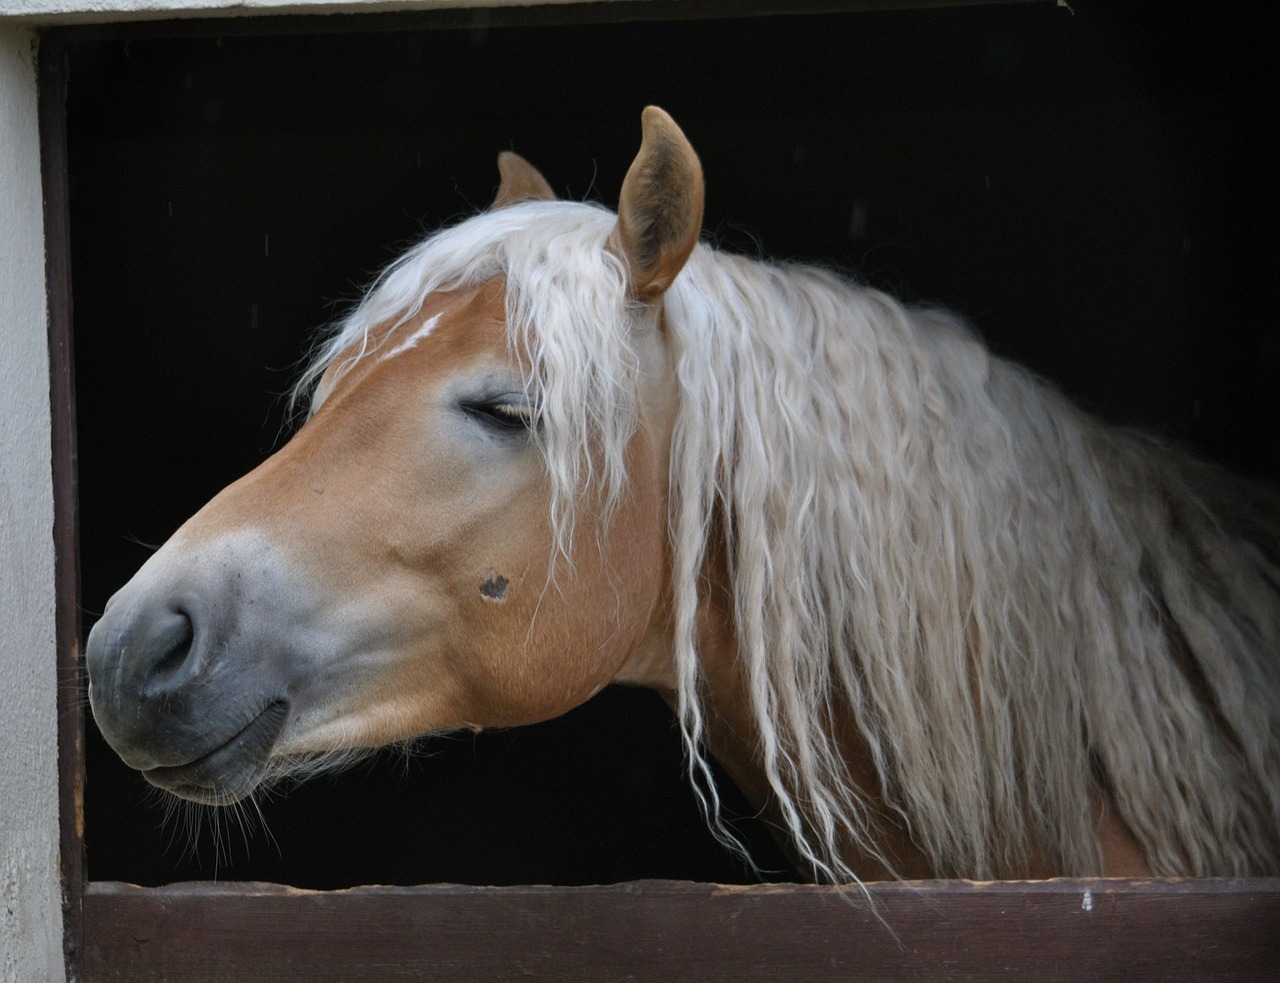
[86,582,291,806]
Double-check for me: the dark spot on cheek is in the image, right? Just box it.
[479,570,509,602]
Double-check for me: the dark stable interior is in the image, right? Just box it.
[67,1,1277,888]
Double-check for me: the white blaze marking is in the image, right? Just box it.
[1081,889,1093,912]
[380,313,441,362]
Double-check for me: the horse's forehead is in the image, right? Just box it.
[376,277,509,360]
[322,278,514,401]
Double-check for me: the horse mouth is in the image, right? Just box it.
[142,701,289,805]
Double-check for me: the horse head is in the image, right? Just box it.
[85,107,701,807]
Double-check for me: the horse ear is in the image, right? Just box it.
[609,106,705,303]
[493,151,556,208]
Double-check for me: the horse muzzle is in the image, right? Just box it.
[86,548,294,804]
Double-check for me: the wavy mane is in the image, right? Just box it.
[299,201,1280,881]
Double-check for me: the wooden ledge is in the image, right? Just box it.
[83,877,1280,981]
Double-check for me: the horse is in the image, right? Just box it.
[86,106,1280,884]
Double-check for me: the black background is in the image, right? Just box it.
[67,0,1278,888]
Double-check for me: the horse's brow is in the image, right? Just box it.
[378,313,442,363]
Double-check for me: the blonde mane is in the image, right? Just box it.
[299,201,1280,881]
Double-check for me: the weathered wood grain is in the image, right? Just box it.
[83,878,1280,982]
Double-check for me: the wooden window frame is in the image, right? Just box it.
[41,4,1280,979]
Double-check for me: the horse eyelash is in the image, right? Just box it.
[461,399,536,434]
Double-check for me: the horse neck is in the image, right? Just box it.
[648,267,1154,881]
[677,527,1152,881]
[668,518,938,882]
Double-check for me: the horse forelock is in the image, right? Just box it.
[294,196,1280,883]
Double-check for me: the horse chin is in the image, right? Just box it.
[139,700,289,805]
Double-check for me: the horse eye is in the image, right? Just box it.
[461,399,535,435]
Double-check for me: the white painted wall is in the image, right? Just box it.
[0,22,64,983]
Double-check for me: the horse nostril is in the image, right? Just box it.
[140,604,199,695]
[86,591,231,771]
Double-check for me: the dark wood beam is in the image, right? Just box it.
[84,878,1280,982]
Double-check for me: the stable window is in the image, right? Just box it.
[45,1,1280,979]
